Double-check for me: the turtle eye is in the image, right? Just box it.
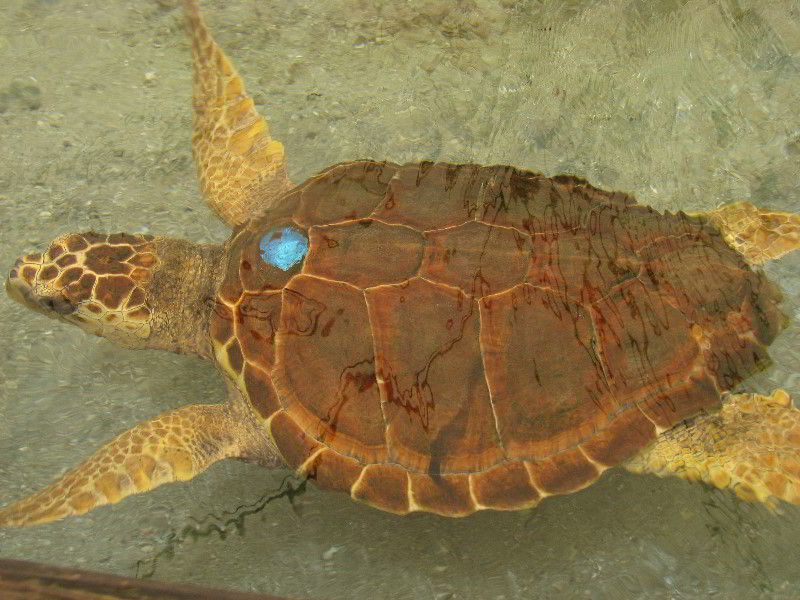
[258,227,309,271]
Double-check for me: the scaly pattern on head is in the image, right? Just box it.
[7,232,160,345]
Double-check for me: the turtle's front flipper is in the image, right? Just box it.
[625,390,800,507]
[701,203,799,266]
[0,405,244,528]
[186,0,292,227]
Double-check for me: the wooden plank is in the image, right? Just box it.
[0,557,296,600]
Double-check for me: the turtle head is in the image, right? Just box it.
[6,232,224,357]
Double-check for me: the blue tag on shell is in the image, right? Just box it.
[259,227,308,271]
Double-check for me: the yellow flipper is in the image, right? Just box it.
[0,405,240,528]
[186,0,292,226]
[626,390,800,508]
[701,203,800,266]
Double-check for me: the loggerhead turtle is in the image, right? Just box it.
[1,0,799,528]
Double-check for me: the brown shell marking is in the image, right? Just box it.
[210,161,784,516]
[275,275,388,464]
[293,161,400,227]
[305,220,424,288]
[365,278,505,474]
[481,286,608,459]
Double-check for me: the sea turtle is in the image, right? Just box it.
[1,0,799,528]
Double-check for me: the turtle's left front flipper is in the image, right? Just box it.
[625,390,800,507]
[0,404,245,528]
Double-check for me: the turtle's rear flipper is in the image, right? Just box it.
[625,390,800,508]
[186,0,292,227]
[701,203,800,266]
[0,405,241,528]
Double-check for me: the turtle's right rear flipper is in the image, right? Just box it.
[703,203,800,266]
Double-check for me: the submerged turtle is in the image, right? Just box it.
[2,0,799,528]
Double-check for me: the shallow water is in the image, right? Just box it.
[0,0,798,598]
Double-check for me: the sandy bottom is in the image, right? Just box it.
[0,0,798,598]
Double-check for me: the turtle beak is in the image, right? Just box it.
[5,263,27,304]
[6,254,76,317]
[6,262,29,303]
